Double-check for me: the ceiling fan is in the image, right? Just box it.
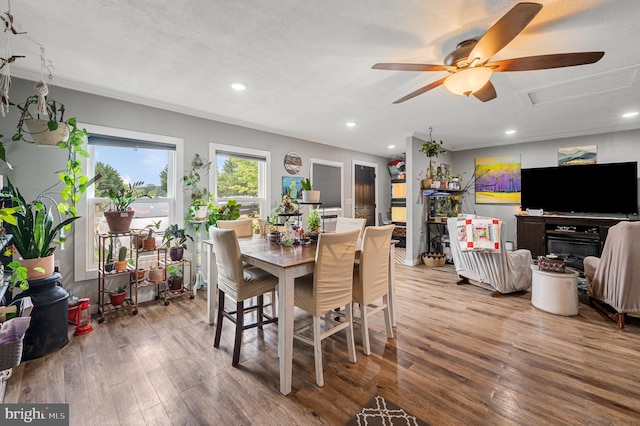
[372,2,604,103]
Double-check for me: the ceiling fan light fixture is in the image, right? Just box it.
[443,67,493,96]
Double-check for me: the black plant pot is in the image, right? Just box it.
[14,273,69,361]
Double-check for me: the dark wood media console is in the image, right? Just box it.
[516,214,628,259]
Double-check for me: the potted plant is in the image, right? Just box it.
[106,284,127,307]
[140,220,161,250]
[103,236,115,272]
[301,177,320,203]
[148,265,165,283]
[205,199,241,230]
[162,224,193,261]
[266,214,281,245]
[114,246,128,272]
[167,264,183,291]
[419,127,447,188]
[184,153,212,220]
[306,207,321,241]
[6,260,45,292]
[128,258,145,282]
[104,181,148,233]
[8,180,79,279]
[12,95,69,147]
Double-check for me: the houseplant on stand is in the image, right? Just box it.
[162,223,193,261]
[419,127,447,189]
[306,207,321,241]
[106,284,127,307]
[104,181,148,233]
[301,177,320,203]
[167,264,184,292]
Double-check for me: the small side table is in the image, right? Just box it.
[189,219,208,299]
[530,265,580,316]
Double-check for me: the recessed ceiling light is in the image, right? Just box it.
[622,111,639,118]
[230,82,247,91]
[505,129,517,135]
[388,145,395,149]
[346,122,356,128]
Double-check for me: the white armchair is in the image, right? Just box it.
[447,217,532,295]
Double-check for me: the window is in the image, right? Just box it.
[74,124,184,281]
[311,158,343,209]
[209,144,270,218]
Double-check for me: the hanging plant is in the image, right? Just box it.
[419,127,447,158]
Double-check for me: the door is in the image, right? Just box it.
[354,164,376,226]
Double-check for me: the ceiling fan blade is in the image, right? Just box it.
[392,77,447,104]
[487,52,605,72]
[468,2,543,65]
[372,63,446,72]
[473,81,497,102]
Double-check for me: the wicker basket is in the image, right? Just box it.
[0,339,23,372]
[422,253,446,267]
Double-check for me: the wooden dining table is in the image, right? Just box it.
[203,235,397,395]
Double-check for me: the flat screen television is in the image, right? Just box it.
[520,161,638,216]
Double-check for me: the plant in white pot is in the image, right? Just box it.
[13,95,69,147]
[300,177,320,203]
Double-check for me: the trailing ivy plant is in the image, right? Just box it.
[57,118,90,217]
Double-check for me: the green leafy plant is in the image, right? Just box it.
[8,179,79,259]
[6,261,45,291]
[307,207,321,233]
[419,127,446,158]
[205,199,242,229]
[12,95,66,143]
[184,153,212,209]
[57,118,90,218]
[142,220,162,240]
[106,284,127,295]
[107,181,148,211]
[300,177,312,191]
[162,224,193,248]
[167,264,183,279]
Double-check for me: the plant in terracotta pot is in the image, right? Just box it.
[140,220,161,250]
[114,246,128,272]
[104,181,148,233]
[128,258,145,282]
[162,224,193,261]
[147,265,165,283]
[7,180,79,280]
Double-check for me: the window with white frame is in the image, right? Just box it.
[209,143,270,218]
[74,125,183,281]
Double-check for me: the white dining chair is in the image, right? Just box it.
[352,224,395,355]
[217,218,254,238]
[293,229,360,387]
[209,228,278,366]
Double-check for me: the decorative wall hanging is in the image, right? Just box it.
[282,176,302,199]
[475,154,521,204]
[558,145,597,166]
[284,151,302,175]
[0,1,27,116]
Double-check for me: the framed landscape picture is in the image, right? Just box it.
[475,155,521,204]
[558,145,597,166]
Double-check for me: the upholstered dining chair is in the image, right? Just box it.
[584,221,640,330]
[256,218,268,238]
[293,229,360,387]
[335,217,366,238]
[352,224,395,355]
[217,218,254,238]
[209,227,278,366]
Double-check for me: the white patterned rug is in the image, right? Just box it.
[344,395,429,426]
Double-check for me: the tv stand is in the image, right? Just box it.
[516,214,627,260]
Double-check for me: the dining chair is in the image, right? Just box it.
[257,218,268,238]
[335,217,366,238]
[209,228,278,366]
[217,218,254,238]
[352,224,395,355]
[293,228,360,387]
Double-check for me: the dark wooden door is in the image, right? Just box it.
[354,165,376,226]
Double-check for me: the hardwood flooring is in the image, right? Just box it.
[4,264,640,425]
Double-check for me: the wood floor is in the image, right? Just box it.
[5,264,640,425]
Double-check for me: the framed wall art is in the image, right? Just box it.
[475,154,521,204]
[282,176,302,199]
[284,151,302,174]
[558,145,597,166]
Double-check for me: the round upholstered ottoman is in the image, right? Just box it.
[530,265,580,316]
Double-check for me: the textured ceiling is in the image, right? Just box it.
[6,0,640,156]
